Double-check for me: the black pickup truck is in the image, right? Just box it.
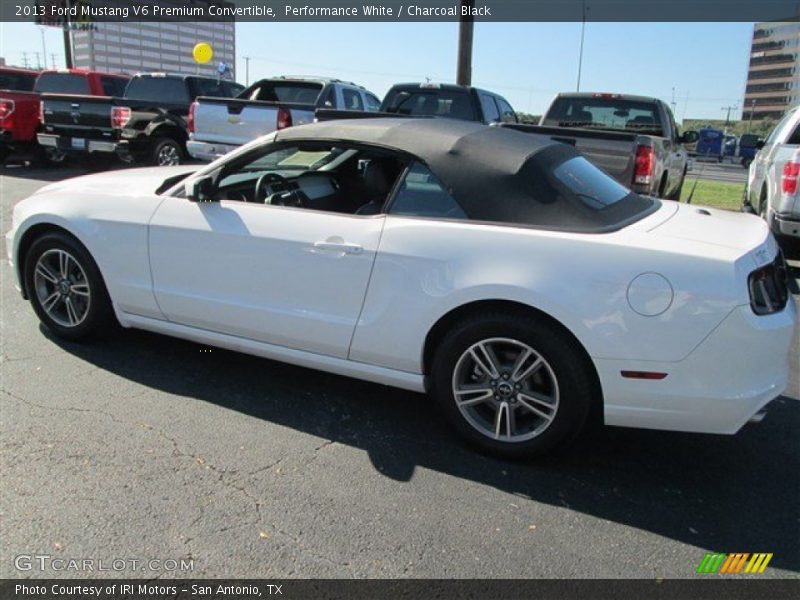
[38,73,243,166]
[316,82,520,126]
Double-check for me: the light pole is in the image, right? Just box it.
[747,99,756,133]
[243,56,251,86]
[40,27,48,69]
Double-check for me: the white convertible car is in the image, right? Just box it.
[6,119,796,457]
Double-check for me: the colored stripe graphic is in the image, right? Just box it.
[697,552,773,574]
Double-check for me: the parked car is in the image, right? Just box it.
[187,77,380,161]
[6,119,794,458]
[507,93,698,199]
[695,126,726,161]
[0,66,40,165]
[1,67,128,166]
[380,82,518,124]
[739,133,761,168]
[744,105,800,243]
[38,73,243,166]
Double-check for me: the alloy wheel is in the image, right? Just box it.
[451,337,560,443]
[157,144,181,166]
[33,249,91,328]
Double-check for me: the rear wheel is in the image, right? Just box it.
[23,232,116,340]
[150,137,184,166]
[430,312,594,458]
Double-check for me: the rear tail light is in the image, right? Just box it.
[187,101,197,134]
[633,144,654,185]
[748,253,789,315]
[110,106,131,129]
[277,107,292,130]
[781,160,800,196]
[38,100,44,124]
[0,99,15,128]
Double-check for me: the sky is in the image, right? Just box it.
[0,20,755,120]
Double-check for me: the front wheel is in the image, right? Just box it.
[24,232,116,340]
[430,312,594,458]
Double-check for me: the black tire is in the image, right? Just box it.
[657,174,668,199]
[430,311,594,459]
[668,172,685,201]
[150,137,184,166]
[36,146,68,168]
[742,158,752,169]
[23,232,116,341]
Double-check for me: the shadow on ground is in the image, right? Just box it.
[42,324,800,573]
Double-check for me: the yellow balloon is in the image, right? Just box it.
[192,42,213,65]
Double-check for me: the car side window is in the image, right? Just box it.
[101,76,127,97]
[479,93,500,123]
[496,97,517,123]
[365,93,381,112]
[342,88,364,111]
[389,162,467,220]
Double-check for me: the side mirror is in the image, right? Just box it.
[679,130,699,144]
[185,175,215,202]
[756,140,765,150]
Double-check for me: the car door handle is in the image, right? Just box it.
[313,241,363,254]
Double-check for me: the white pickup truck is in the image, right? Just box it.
[745,104,800,244]
[187,77,380,161]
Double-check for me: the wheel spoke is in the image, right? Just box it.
[455,385,494,407]
[511,349,544,383]
[58,251,69,278]
[469,342,500,379]
[494,401,512,439]
[517,392,557,422]
[35,262,58,284]
[41,291,61,313]
[70,283,89,297]
[64,297,79,325]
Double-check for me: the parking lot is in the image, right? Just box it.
[1,165,799,579]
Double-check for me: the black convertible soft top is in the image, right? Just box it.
[276,118,656,232]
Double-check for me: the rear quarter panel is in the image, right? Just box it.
[349,215,749,374]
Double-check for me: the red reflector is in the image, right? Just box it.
[634,144,654,185]
[782,161,800,195]
[277,107,292,130]
[0,98,15,122]
[621,370,668,380]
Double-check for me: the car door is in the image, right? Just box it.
[147,146,386,359]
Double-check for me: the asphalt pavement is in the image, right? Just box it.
[1,165,798,580]
[688,159,749,185]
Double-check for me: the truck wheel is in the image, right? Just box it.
[151,137,184,166]
[23,232,116,341]
[742,158,752,169]
[37,147,68,168]
[430,311,594,459]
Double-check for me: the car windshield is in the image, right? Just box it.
[543,96,663,136]
[247,81,323,103]
[34,73,90,94]
[383,89,477,121]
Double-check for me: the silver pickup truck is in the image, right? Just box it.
[187,77,380,161]
[503,93,698,199]
[745,104,800,244]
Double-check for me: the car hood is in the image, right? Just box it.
[35,166,198,197]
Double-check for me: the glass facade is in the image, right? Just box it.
[744,22,800,121]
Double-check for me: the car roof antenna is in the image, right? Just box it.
[684,159,706,205]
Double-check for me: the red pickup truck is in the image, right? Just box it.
[0,67,128,166]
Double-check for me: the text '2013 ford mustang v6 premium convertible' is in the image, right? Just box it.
[6,119,796,458]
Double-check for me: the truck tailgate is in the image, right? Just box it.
[503,123,638,187]
[191,97,315,145]
[40,93,116,139]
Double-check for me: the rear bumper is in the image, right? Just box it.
[37,133,119,155]
[774,212,800,238]
[598,299,797,434]
[187,139,238,162]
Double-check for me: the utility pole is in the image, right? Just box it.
[721,104,738,128]
[747,99,757,132]
[671,87,677,114]
[21,52,30,69]
[456,0,474,86]
[34,52,42,70]
[243,56,251,86]
[40,27,48,69]
[576,0,587,92]
[50,53,58,69]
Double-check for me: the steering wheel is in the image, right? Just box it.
[255,172,288,203]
